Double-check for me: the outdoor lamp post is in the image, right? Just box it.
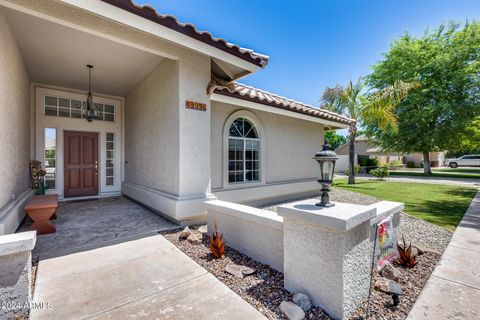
[313,139,338,207]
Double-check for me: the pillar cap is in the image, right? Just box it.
[278,199,376,231]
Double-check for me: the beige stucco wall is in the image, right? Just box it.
[123,50,212,223]
[124,59,180,195]
[336,140,372,155]
[211,101,324,191]
[0,9,31,233]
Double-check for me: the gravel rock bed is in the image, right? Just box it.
[161,188,449,319]
[162,226,441,320]
[261,188,452,253]
[351,252,441,320]
[398,214,452,253]
[161,227,332,319]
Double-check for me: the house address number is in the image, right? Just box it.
[185,100,207,111]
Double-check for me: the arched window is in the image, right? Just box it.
[228,117,260,183]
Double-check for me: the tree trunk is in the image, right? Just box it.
[348,125,357,184]
[422,151,432,175]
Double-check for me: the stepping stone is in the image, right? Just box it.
[225,263,255,279]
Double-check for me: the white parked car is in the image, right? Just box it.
[445,155,480,168]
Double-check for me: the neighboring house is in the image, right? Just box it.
[0,0,352,234]
[335,135,445,171]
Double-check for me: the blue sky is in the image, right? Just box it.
[137,0,479,108]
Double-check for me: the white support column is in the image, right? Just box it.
[278,200,377,320]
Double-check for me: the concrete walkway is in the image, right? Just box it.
[335,174,480,187]
[30,234,265,319]
[408,191,480,319]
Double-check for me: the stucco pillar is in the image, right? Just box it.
[278,200,376,320]
[176,54,216,223]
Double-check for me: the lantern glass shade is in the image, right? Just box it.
[319,160,334,182]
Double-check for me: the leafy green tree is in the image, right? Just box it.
[447,116,480,157]
[366,21,480,174]
[322,78,416,184]
[325,130,348,151]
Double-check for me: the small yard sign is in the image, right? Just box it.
[185,100,207,111]
[375,215,399,270]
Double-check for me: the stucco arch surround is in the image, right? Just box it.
[222,109,267,190]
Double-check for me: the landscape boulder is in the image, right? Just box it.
[179,227,192,240]
[186,233,202,245]
[374,278,403,295]
[292,293,311,312]
[380,262,400,281]
[279,301,305,320]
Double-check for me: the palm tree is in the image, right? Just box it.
[322,77,417,184]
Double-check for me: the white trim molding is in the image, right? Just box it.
[34,85,124,199]
[122,181,217,225]
[211,93,350,129]
[58,0,263,72]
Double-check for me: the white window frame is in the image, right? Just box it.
[222,110,266,189]
[228,136,261,184]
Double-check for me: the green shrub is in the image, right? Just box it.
[370,165,389,179]
[345,164,360,176]
[359,158,369,166]
[368,158,380,167]
[406,161,415,168]
[388,160,402,170]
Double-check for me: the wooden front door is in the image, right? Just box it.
[64,131,99,197]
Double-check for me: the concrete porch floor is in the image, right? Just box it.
[18,196,178,261]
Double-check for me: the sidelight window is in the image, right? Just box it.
[106,133,115,186]
[44,128,56,190]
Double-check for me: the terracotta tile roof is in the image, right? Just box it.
[99,0,269,68]
[214,83,355,126]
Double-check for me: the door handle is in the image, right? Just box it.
[95,161,98,175]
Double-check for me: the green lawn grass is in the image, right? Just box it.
[333,178,477,230]
[434,168,480,174]
[389,171,480,180]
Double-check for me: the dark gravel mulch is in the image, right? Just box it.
[161,227,441,320]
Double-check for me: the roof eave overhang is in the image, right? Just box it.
[58,0,268,73]
[211,93,352,129]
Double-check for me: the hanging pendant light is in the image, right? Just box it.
[85,65,97,122]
